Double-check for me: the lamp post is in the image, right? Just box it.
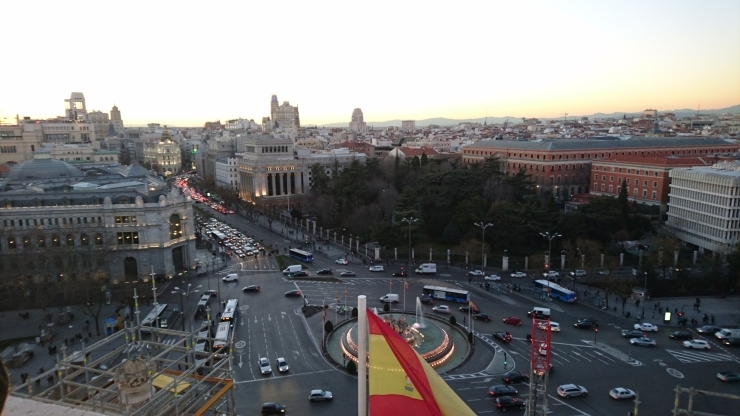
[474,222,493,271]
[575,247,582,290]
[540,232,561,273]
[171,283,202,331]
[643,272,648,301]
[401,217,418,267]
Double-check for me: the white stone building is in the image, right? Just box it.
[667,162,740,256]
[349,108,367,132]
[401,120,416,131]
[142,126,182,177]
[215,157,239,191]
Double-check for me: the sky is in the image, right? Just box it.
[1,0,739,127]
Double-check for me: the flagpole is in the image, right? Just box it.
[403,280,406,312]
[358,295,367,416]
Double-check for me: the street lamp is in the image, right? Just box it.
[401,217,418,267]
[643,272,648,301]
[540,231,562,272]
[171,284,202,331]
[474,222,493,271]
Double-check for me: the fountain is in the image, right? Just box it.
[414,297,426,329]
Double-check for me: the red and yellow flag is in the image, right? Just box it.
[368,308,475,416]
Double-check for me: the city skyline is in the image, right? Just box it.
[1,0,738,127]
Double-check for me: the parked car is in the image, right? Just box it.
[276,357,289,373]
[473,313,492,322]
[669,330,694,340]
[258,357,272,374]
[557,384,588,398]
[242,285,260,292]
[717,371,740,382]
[284,290,302,297]
[569,269,587,277]
[634,323,659,332]
[369,265,385,272]
[502,371,529,384]
[335,258,348,265]
[291,271,309,277]
[433,305,451,314]
[510,271,527,278]
[340,270,356,277]
[467,270,484,277]
[489,385,518,397]
[621,330,645,339]
[630,337,657,347]
[598,270,610,275]
[503,316,522,325]
[484,274,501,281]
[495,396,526,411]
[260,402,286,415]
[316,269,333,275]
[308,389,333,401]
[683,339,711,349]
[543,271,560,278]
[609,387,636,400]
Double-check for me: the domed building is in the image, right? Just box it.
[142,126,182,178]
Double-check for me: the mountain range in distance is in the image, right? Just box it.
[320,104,740,128]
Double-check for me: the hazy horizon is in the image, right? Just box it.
[1,0,738,127]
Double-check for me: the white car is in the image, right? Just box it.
[538,322,560,332]
[369,265,385,272]
[543,271,560,278]
[484,274,501,281]
[335,258,348,265]
[308,389,333,402]
[467,270,484,277]
[609,387,636,400]
[222,274,238,282]
[258,357,272,374]
[683,339,711,350]
[433,305,451,314]
[539,344,549,356]
[276,357,289,372]
[510,271,527,278]
[634,323,659,332]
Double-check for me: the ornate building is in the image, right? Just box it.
[268,95,300,129]
[142,126,182,177]
[349,108,366,132]
[111,104,125,134]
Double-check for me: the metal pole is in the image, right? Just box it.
[180,291,185,332]
[358,296,367,416]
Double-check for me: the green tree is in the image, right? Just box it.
[420,153,429,166]
[351,307,358,318]
[346,360,357,375]
[324,320,334,333]
[383,302,390,312]
[411,155,421,169]
[618,180,629,216]
[449,315,457,326]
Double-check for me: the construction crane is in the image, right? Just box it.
[561,112,569,122]
[524,313,552,416]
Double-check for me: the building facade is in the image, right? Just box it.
[401,120,416,131]
[110,105,125,134]
[349,108,367,132]
[142,126,182,177]
[269,95,300,129]
[215,157,239,191]
[64,92,88,121]
[87,110,110,142]
[666,162,740,256]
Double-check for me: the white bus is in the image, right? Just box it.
[213,322,232,351]
[141,303,169,334]
[221,299,239,325]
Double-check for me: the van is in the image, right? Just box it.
[283,265,302,275]
[715,328,740,339]
[379,294,399,303]
[527,307,551,319]
[415,263,437,274]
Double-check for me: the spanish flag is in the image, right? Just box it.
[368,308,475,416]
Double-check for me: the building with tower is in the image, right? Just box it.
[110,104,125,134]
[64,92,88,121]
[87,110,110,144]
[349,108,367,132]
[142,126,182,177]
[269,95,300,130]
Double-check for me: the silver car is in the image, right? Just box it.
[308,389,333,402]
[630,337,656,347]
[258,357,272,374]
[276,357,289,372]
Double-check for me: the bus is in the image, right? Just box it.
[221,299,239,326]
[213,322,232,351]
[288,248,314,263]
[211,231,227,244]
[141,303,169,334]
[422,285,470,304]
[533,279,577,303]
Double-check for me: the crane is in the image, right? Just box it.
[561,112,568,122]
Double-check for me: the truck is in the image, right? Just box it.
[715,328,740,339]
[415,263,437,274]
[379,294,399,303]
[283,265,302,275]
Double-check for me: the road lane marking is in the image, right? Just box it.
[233,369,334,384]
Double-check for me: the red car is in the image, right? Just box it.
[503,316,522,325]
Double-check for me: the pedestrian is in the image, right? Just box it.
[711,314,715,325]
[47,375,54,385]
[463,315,466,324]
[654,303,658,311]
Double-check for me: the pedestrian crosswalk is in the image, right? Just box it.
[666,349,737,364]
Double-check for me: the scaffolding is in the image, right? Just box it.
[525,317,552,416]
[11,316,236,416]
[671,385,740,416]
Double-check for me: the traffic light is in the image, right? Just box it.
[503,352,507,366]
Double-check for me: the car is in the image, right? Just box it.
[222,274,238,282]
[420,297,433,305]
[242,285,260,292]
[335,258,348,265]
[261,402,286,415]
[533,363,554,376]
[574,321,597,329]
[569,269,587,277]
[630,337,657,347]
[495,396,526,411]
[503,316,522,325]
[557,384,588,398]
[369,265,385,272]
[634,323,659,332]
[489,385,518,397]
[276,357,289,372]
[510,271,527,278]
[609,387,636,400]
[467,270,484,277]
[484,274,501,281]
[538,322,561,332]
[340,270,356,277]
[492,332,513,343]
[669,331,694,340]
[392,270,408,277]
[204,290,218,297]
[502,371,530,384]
[291,271,309,277]
[473,313,492,322]
[459,305,480,313]
[258,357,272,374]
[716,371,740,382]
[284,290,302,297]
[539,344,549,356]
[621,330,645,339]
[543,271,560,278]
[722,337,740,347]
[697,325,723,335]
[433,305,451,314]
[316,269,333,275]
[308,389,333,401]
[683,339,711,349]
[598,270,610,275]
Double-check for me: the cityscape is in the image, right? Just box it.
[2,1,740,416]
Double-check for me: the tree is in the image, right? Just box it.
[351,307,358,318]
[383,302,390,312]
[324,320,334,333]
[449,315,457,326]
[346,360,357,375]
[618,180,630,216]
[420,153,429,166]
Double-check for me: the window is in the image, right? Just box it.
[115,215,137,224]
[601,184,605,191]
[602,175,606,181]
[22,236,31,249]
[95,233,103,246]
[609,185,613,193]
[169,214,182,240]
[117,232,139,245]
[626,178,630,185]
[52,235,60,247]
[652,191,657,199]
[653,181,658,188]
[610,176,614,183]
[7,237,16,249]
[66,234,74,246]
[643,190,647,197]
[634,188,638,197]
[37,236,45,248]
[594,174,598,180]
[643,181,648,187]
[81,234,89,246]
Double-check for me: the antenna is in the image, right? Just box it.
[561,112,569,122]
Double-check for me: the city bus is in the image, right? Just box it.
[533,279,577,303]
[422,285,470,304]
[288,248,314,263]
[211,231,227,245]
[141,303,169,334]
[213,321,232,351]
[220,299,239,326]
